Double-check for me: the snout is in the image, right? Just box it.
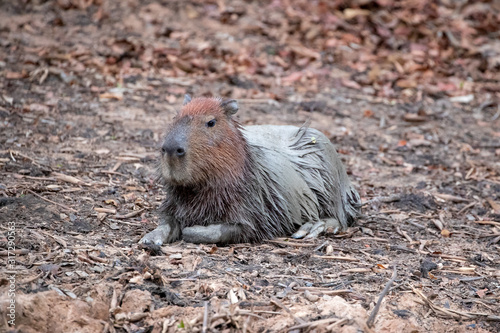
[160,136,189,184]
[160,122,191,184]
[161,142,186,158]
[161,129,187,159]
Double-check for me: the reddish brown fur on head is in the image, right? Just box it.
[179,97,224,117]
[159,96,248,187]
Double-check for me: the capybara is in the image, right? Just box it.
[140,95,360,245]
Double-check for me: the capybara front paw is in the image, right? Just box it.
[139,225,172,245]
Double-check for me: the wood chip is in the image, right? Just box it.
[52,172,86,185]
[433,193,470,203]
[95,207,117,214]
[403,114,427,122]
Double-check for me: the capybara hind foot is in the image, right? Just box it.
[182,224,243,244]
[292,218,342,239]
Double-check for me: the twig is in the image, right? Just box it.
[88,254,109,263]
[15,174,57,181]
[433,193,470,203]
[479,232,500,238]
[9,150,51,168]
[288,317,347,331]
[412,286,500,321]
[18,272,43,284]
[362,194,402,206]
[326,318,350,330]
[396,226,412,242]
[428,253,467,261]
[38,230,67,247]
[0,249,29,256]
[458,201,476,215]
[367,265,397,327]
[26,189,77,212]
[267,275,314,280]
[271,297,306,325]
[313,241,328,252]
[202,301,209,333]
[295,287,352,296]
[312,255,359,262]
[115,209,145,219]
[352,237,389,243]
[405,220,426,229]
[475,220,500,227]
[267,239,316,247]
[488,235,500,245]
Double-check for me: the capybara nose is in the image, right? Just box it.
[175,147,185,157]
[162,142,187,158]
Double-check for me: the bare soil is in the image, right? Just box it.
[0,1,499,332]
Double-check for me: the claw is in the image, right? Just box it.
[303,221,325,239]
[292,222,313,239]
[292,218,343,239]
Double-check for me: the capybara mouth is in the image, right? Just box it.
[160,156,191,185]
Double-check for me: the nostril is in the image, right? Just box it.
[176,148,186,157]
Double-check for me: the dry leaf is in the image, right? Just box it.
[105,199,119,206]
[363,109,374,117]
[432,219,444,231]
[476,288,487,299]
[486,198,500,213]
[343,9,370,20]
[403,114,427,122]
[441,229,451,237]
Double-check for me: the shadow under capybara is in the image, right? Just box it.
[140,95,360,245]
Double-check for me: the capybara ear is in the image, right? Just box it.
[221,99,238,116]
[183,94,192,106]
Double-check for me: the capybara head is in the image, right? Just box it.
[160,95,248,186]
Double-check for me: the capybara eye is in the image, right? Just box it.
[206,119,216,127]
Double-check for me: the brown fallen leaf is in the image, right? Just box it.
[6,71,27,79]
[476,288,487,299]
[105,199,119,207]
[486,198,500,214]
[363,109,374,118]
[441,229,451,237]
[341,79,362,90]
[403,113,427,122]
[99,92,123,101]
[396,79,417,89]
[343,9,370,20]
[289,45,320,59]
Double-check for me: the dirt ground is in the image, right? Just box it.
[1,1,500,332]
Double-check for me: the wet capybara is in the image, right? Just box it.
[140,95,360,245]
